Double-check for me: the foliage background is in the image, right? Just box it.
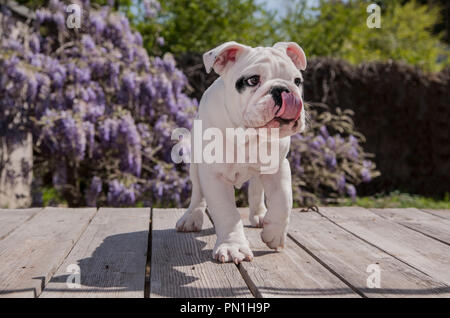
[2,0,449,207]
[281,0,448,72]
[119,0,450,72]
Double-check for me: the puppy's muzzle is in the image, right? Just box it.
[270,86,290,107]
[270,87,302,124]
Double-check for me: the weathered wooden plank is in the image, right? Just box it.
[288,210,450,297]
[317,207,450,286]
[0,207,96,297]
[421,209,450,220]
[0,208,42,240]
[370,208,450,245]
[150,208,252,298]
[237,208,359,298]
[40,208,150,298]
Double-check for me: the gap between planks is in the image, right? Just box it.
[288,208,450,297]
[369,208,450,246]
[156,207,449,298]
[40,208,150,298]
[314,207,450,288]
[218,208,449,297]
[152,208,357,298]
[419,209,450,220]
[0,207,98,298]
[150,208,253,298]
[234,209,360,298]
[0,208,43,241]
[144,207,153,298]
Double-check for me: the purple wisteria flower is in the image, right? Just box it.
[288,105,379,205]
[143,0,161,19]
[0,1,196,207]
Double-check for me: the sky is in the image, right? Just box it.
[258,0,320,17]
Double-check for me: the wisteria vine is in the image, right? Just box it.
[1,0,195,207]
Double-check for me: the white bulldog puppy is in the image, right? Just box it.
[176,41,307,263]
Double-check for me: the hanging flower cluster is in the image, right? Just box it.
[0,0,196,207]
[288,104,380,205]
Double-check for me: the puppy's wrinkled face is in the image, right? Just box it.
[226,47,305,137]
[203,42,307,138]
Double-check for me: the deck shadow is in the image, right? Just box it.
[46,230,148,294]
[42,226,450,298]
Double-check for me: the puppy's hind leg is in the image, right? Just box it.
[248,175,267,228]
[176,163,206,232]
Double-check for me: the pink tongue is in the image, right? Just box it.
[276,92,302,121]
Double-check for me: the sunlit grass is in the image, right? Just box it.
[334,191,450,209]
[41,186,67,207]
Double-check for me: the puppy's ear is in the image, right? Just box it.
[203,41,250,75]
[273,42,307,71]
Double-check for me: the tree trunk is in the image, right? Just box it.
[0,132,33,208]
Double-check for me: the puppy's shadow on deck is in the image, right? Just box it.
[46,224,274,297]
[47,230,150,294]
[47,226,256,297]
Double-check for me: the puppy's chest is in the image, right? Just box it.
[217,164,260,189]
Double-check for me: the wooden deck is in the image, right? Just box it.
[0,207,449,298]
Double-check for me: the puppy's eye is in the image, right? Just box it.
[246,75,260,87]
[294,77,303,86]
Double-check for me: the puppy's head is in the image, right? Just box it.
[203,41,307,137]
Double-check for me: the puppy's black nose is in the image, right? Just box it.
[270,86,290,107]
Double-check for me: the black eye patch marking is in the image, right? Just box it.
[235,76,246,93]
[235,75,260,93]
[294,77,303,86]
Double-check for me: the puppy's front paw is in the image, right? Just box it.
[261,221,287,250]
[176,210,204,232]
[213,240,253,264]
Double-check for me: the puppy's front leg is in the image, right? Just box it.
[198,165,253,263]
[259,158,293,249]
